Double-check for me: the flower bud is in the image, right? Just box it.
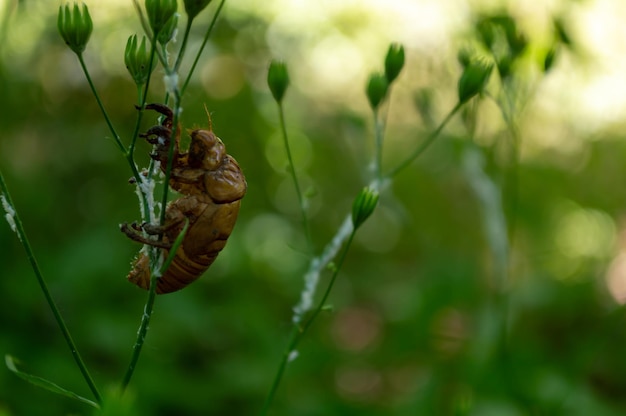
[366,73,389,110]
[267,60,289,103]
[145,0,178,36]
[157,13,179,45]
[125,35,155,85]
[184,0,212,20]
[458,58,493,103]
[384,43,405,84]
[543,46,557,73]
[352,187,379,230]
[57,3,93,55]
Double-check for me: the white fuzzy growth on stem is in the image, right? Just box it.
[1,194,18,236]
[291,178,387,324]
[292,216,354,323]
[163,73,179,96]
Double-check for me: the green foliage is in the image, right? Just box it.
[3,2,626,416]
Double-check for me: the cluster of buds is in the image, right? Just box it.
[366,43,405,110]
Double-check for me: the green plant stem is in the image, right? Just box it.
[261,229,357,416]
[180,0,227,96]
[264,100,464,413]
[159,93,181,226]
[127,40,159,222]
[121,219,190,392]
[120,272,157,391]
[0,171,102,404]
[277,102,313,253]
[174,17,194,73]
[373,108,384,181]
[77,54,126,156]
[386,101,462,178]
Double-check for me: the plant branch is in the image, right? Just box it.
[77,54,127,156]
[180,0,227,96]
[261,228,357,416]
[277,102,313,254]
[0,170,102,404]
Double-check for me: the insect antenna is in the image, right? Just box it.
[203,103,213,131]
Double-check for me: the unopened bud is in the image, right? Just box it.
[268,60,290,103]
[157,13,178,45]
[57,3,93,55]
[184,0,212,20]
[145,0,178,36]
[384,43,405,84]
[352,187,379,230]
[366,73,389,110]
[125,35,155,85]
[458,58,493,103]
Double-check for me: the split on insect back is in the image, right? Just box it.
[121,103,247,294]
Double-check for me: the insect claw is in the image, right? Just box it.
[128,176,136,184]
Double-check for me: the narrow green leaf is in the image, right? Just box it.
[5,355,100,409]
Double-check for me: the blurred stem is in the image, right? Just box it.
[174,17,194,73]
[261,228,357,416]
[373,108,384,181]
[0,171,102,404]
[387,101,463,178]
[180,0,227,96]
[277,102,313,254]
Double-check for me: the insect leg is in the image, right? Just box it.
[120,223,173,249]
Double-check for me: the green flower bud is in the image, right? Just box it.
[366,73,389,110]
[267,60,290,103]
[458,58,493,103]
[145,0,177,36]
[352,187,379,230]
[496,55,511,80]
[184,0,212,20]
[157,13,178,45]
[457,47,473,69]
[384,43,405,84]
[57,3,93,55]
[543,46,557,73]
[125,35,155,85]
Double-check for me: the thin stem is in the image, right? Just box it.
[386,101,463,179]
[127,42,159,222]
[174,17,194,73]
[261,229,357,416]
[120,270,158,391]
[0,171,102,404]
[159,92,181,226]
[373,108,383,181]
[277,102,313,254]
[180,0,227,96]
[77,54,126,156]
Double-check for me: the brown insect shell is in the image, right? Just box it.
[169,128,246,203]
[127,126,246,294]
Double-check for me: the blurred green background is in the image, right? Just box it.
[3,0,626,415]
